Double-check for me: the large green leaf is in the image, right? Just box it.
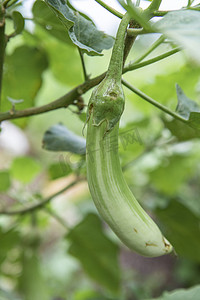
[2,45,48,127]
[32,0,72,44]
[155,10,200,63]
[42,123,86,154]
[163,118,200,141]
[149,154,196,196]
[175,84,200,119]
[188,112,200,130]
[41,35,83,85]
[156,200,200,262]
[18,251,49,300]
[0,170,11,192]
[66,213,120,293]
[0,227,20,265]
[10,156,42,184]
[46,0,114,56]
[148,284,200,300]
[163,84,200,140]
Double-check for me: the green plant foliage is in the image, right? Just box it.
[0,170,11,192]
[18,251,49,300]
[149,154,197,196]
[0,227,20,265]
[156,200,200,262]
[46,0,114,56]
[67,213,120,294]
[32,0,72,44]
[140,65,200,108]
[1,0,200,298]
[155,10,200,63]
[175,84,200,119]
[10,156,42,184]
[48,162,72,179]
[148,284,200,300]
[163,118,200,141]
[12,11,24,35]
[2,45,48,127]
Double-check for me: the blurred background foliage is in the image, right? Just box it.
[0,0,200,299]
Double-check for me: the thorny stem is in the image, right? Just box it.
[122,79,188,124]
[94,0,123,19]
[0,177,85,215]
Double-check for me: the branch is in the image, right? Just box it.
[0,4,6,109]
[0,46,181,123]
[123,47,181,73]
[153,6,200,17]
[94,0,123,19]
[0,72,105,122]
[133,35,165,64]
[78,47,89,81]
[121,78,188,124]
[145,0,162,14]
[0,177,85,215]
[123,19,141,66]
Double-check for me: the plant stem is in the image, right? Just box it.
[122,78,188,124]
[78,48,89,81]
[94,0,123,18]
[0,73,106,122]
[133,35,165,64]
[123,47,181,73]
[0,46,181,123]
[106,12,130,82]
[0,4,6,110]
[123,19,140,66]
[44,207,69,230]
[0,177,85,215]
[145,0,162,14]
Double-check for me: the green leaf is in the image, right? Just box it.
[48,162,72,179]
[46,0,114,56]
[148,284,200,300]
[74,289,111,300]
[155,10,200,63]
[41,36,83,86]
[42,123,86,154]
[10,156,41,184]
[78,112,87,123]
[156,200,200,262]
[32,0,72,44]
[175,84,200,119]
[0,227,20,265]
[0,170,11,192]
[149,154,196,196]
[18,251,49,300]
[67,213,120,293]
[188,111,200,130]
[139,65,200,108]
[163,118,200,141]
[12,11,25,35]
[2,45,48,127]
